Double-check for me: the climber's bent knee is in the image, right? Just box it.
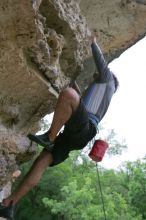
[59,87,80,111]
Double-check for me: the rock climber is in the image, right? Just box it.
[0,36,119,219]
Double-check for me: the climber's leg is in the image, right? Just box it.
[28,87,80,148]
[2,149,53,207]
[49,87,80,141]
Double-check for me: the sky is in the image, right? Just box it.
[100,36,146,169]
[44,36,146,169]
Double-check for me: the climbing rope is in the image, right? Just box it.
[96,162,107,220]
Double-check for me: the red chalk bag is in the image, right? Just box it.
[89,139,109,162]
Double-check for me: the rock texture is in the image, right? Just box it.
[78,0,146,86]
[0,0,146,201]
[0,0,90,196]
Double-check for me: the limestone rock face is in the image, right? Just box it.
[0,0,146,197]
[0,0,90,194]
[80,0,146,57]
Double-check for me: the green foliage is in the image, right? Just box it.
[103,129,127,156]
[14,129,145,220]
[122,159,146,219]
[43,178,101,220]
[40,118,51,133]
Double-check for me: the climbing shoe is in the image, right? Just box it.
[35,131,49,140]
[27,132,54,151]
[0,202,15,220]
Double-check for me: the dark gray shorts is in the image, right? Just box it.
[50,100,97,166]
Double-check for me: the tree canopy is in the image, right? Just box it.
[14,129,146,220]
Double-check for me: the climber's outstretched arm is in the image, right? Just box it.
[91,37,113,82]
